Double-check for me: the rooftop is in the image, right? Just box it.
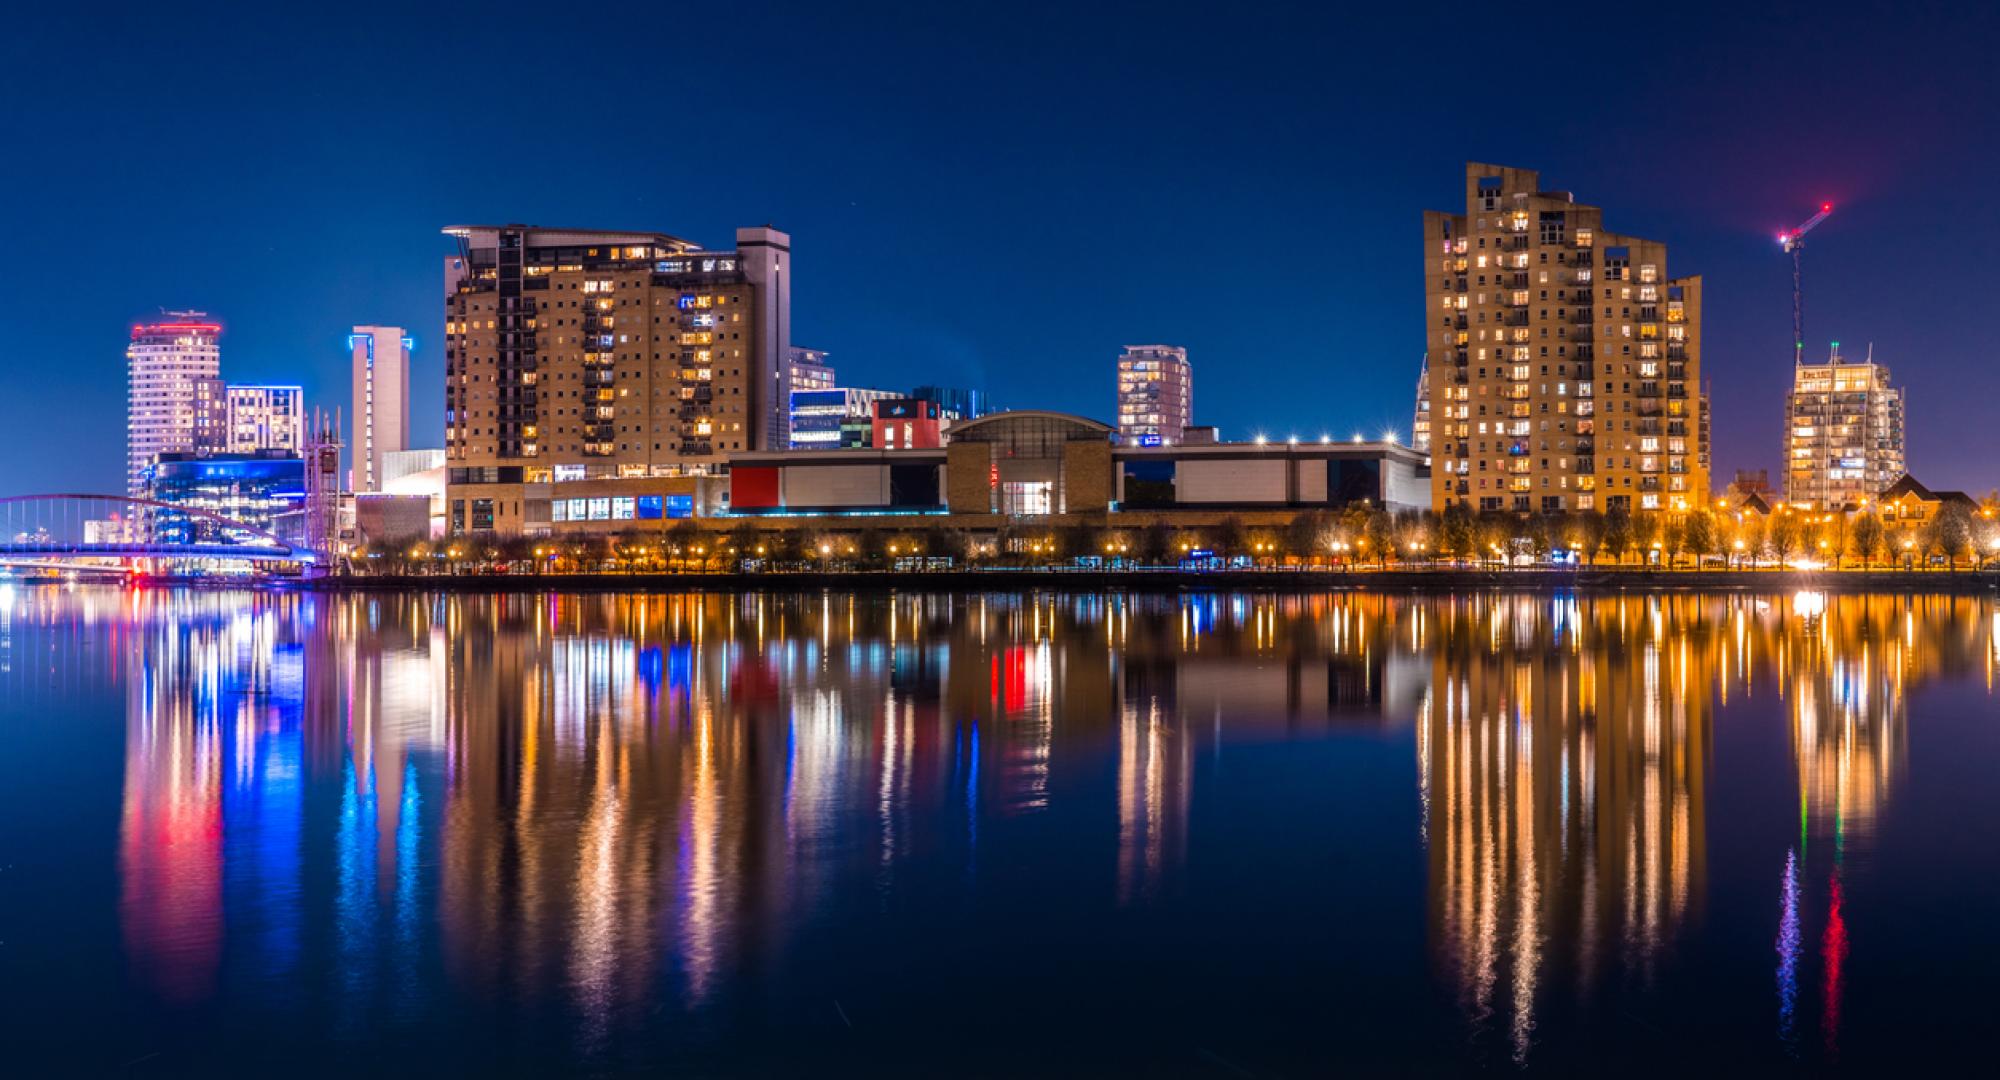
[441,224,700,253]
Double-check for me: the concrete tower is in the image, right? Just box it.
[351,325,411,493]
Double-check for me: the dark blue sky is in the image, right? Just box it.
[4,2,1995,495]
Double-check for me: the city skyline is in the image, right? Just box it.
[5,5,1997,496]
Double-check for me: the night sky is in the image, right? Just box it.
[4,2,1995,496]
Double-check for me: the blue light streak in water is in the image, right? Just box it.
[965,721,980,879]
[638,644,664,695]
[394,758,422,1015]
[1777,847,1801,1054]
[334,759,378,1031]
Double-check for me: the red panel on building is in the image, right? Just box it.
[731,466,782,509]
[871,399,943,450]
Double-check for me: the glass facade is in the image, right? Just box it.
[146,452,305,544]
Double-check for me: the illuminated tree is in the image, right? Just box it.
[1926,503,1974,570]
[1682,511,1717,566]
[1768,512,1802,568]
[1436,503,1476,562]
[1602,507,1634,565]
[1849,514,1885,568]
[1572,510,1607,566]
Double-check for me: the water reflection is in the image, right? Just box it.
[2,586,1993,1071]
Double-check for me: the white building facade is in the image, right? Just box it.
[351,325,411,493]
[127,314,222,496]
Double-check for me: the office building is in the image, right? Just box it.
[913,385,989,422]
[220,384,303,453]
[783,347,836,444]
[1422,163,1709,513]
[351,326,411,493]
[127,314,222,496]
[441,224,790,533]
[785,347,835,393]
[787,347,835,391]
[1116,345,1192,444]
[872,398,944,450]
[790,387,896,449]
[145,450,305,543]
[192,376,228,454]
[1784,344,1904,509]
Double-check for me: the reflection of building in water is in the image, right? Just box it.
[1781,593,1917,845]
[1116,698,1190,905]
[1770,593,1942,1060]
[117,594,315,1004]
[1418,595,1715,1065]
[1118,593,1428,737]
[121,633,226,1003]
[72,582,1991,1060]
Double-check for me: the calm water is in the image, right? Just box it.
[2,586,1998,1075]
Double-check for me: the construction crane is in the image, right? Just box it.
[1778,202,1834,366]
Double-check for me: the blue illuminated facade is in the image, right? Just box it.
[147,451,305,543]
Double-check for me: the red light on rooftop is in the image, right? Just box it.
[131,322,222,338]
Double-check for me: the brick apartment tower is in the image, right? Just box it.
[441,225,789,532]
[1422,164,1708,513]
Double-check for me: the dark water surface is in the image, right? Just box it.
[2,586,1997,1075]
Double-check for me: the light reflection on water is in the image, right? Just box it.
[0,586,1995,1073]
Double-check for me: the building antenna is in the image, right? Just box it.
[1777,202,1834,366]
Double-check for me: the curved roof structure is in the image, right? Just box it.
[946,410,1113,441]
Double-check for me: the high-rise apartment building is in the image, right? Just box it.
[1116,345,1191,444]
[221,384,303,454]
[350,326,411,493]
[441,225,789,533]
[127,314,222,496]
[1422,163,1708,513]
[1783,344,1904,509]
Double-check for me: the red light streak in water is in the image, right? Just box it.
[1822,873,1848,1059]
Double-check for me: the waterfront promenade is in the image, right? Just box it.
[308,566,2000,594]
